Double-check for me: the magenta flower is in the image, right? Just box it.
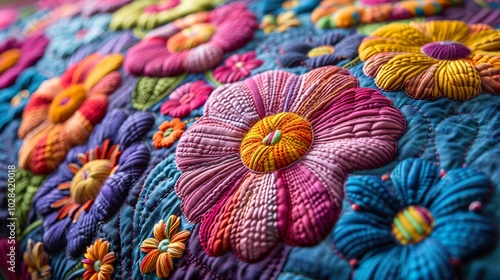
[174,66,406,262]
[213,51,264,84]
[124,3,258,77]
[0,33,49,88]
[160,80,213,118]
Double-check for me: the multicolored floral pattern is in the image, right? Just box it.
[213,51,263,84]
[174,66,406,262]
[140,216,191,278]
[111,0,225,31]
[0,68,46,131]
[360,20,500,101]
[0,34,48,89]
[160,81,213,118]
[277,32,364,68]
[18,53,123,174]
[24,239,52,280]
[15,169,46,237]
[334,158,496,279]
[153,118,186,149]
[124,3,258,77]
[312,0,462,28]
[83,239,116,280]
[34,110,153,257]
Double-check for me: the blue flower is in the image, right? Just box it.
[45,14,111,59]
[277,31,364,69]
[334,158,497,280]
[0,68,46,131]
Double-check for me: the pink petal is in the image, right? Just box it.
[309,87,406,144]
[175,158,248,223]
[276,163,340,246]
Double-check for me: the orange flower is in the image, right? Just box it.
[140,216,191,278]
[152,118,186,149]
[23,239,52,280]
[82,239,116,280]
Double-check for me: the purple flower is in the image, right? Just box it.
[34,110,154,257]
[277,32,364,68]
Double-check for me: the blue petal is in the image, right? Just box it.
[277,53,309,67]
[432,212,496,260]
[354,246,402,280]
[401,238,455,280]
[426,168,491,216]
[279,42,312,54]
[345,175,401,216]
[334,212,394,260]
[390,158,441,207]
[311,31,346,46]
[333,33,365,58]
[305,54,342,68]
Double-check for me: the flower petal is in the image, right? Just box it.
[426,167,491,216]
[375,53,436,92]
[404,64,440,99]
[333,212,394,261]
[175,158,248,223]
[229,173,280,262]
[432,212,496,260]
[140,249,161,274]
[433,59,482,101]
[411,20,469,42]
[277,163,340,246]
[156,253,173,278]
[344,175,402,216]
[175,118,247,172]
[400,238,455,280]
[462,29,500,53]
[353,246,402,280]
[470,53,500,94]
[388,158,441,208]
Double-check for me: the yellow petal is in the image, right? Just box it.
[463,29,500,53]
[359,37,422,61]
[153,220,166,241]
[140,238,159,252]
[370,23,431,46]
[84,54,124,90]
[433,59,482,101]
[375,53,436,91]
[156,253,173,278]
[140,250,161,274]
[411,21,469,42]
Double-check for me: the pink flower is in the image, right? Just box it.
[160,80,213,118]
[174,66,406,262]
[213,51,263,84]
[124,3,258,77]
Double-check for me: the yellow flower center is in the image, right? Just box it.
[0,48,21,74]
[392,206,434,245]
[48,84,87,124]
[70,159,113,205]
[240,112,313,173]
[307,45,335,58]
[10,89,30,106]
[167,23,216,52]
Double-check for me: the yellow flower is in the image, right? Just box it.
[140,216,191,278]
[260,11,301,34]
[82,239,116,280]
[360,20,500,101]
[23,239,52,280]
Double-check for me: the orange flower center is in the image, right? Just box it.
[70,159,113,205]
[307,45,335,58]
[392,206,434,245]
[48,84,87,124]
[10,89,30,106]
[167,23,216,52]
[0,48,21,74]
[240,112,313,173]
